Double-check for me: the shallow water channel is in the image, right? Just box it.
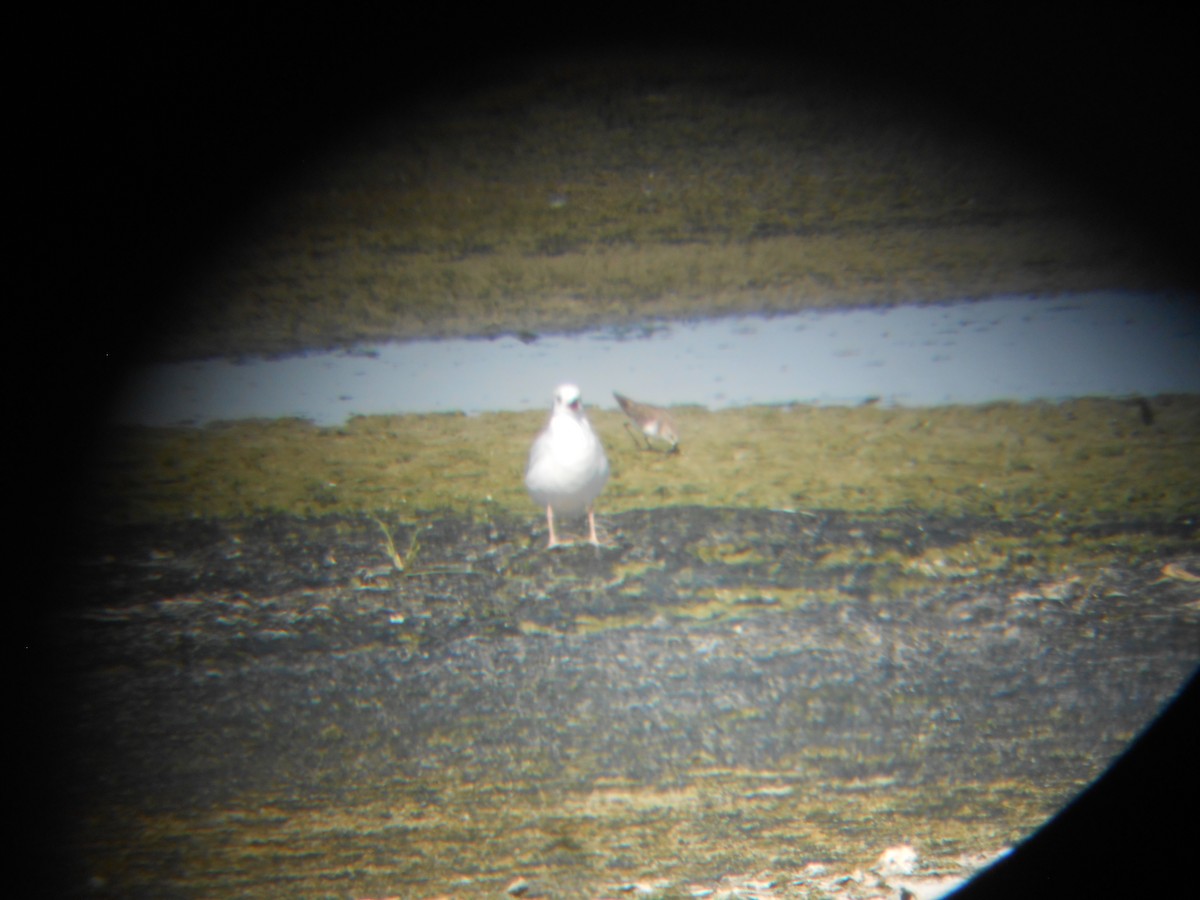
[113,291,1200,426]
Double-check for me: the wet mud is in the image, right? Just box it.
[52,506,1199,898]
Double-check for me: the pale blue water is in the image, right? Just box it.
[112,291,1200,426]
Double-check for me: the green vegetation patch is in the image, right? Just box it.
[89,395,1200,529]
[162,56,1175,360]
[84,769,1074,899]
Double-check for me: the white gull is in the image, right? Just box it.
[525,383,609,547]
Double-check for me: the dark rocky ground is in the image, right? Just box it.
[39,506,1199,898]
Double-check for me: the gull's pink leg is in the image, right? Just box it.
[545,506,560,548]
[587,507,600,545]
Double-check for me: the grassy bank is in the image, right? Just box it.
[160,55,1174,361]
[90,395,1200,528]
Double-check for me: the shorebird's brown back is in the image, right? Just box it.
[614,391,679,449]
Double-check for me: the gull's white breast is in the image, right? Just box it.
[525,411,609,517]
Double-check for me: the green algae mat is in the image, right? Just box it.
[90,395,1199,527]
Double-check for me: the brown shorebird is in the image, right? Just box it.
[613,391,680,453]
[525,384,610,547]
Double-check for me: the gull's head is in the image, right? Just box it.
[553,383,584,416]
